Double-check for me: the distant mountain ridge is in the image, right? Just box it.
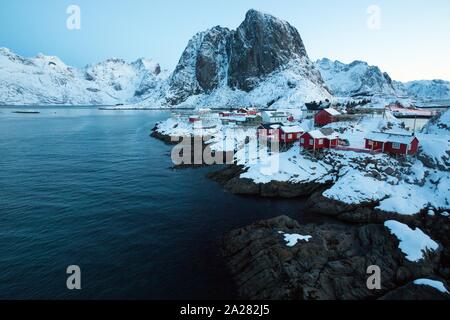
[0,47,167,106]
[315,57,450,101]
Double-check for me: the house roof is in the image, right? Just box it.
[280,125,304,133]
[365,131,417,145]
[304,104,327,111]
[226,116,247,122]
[305,128,339,140]
[262,111,289,117]
[323,108,341,116]
[258,123,283,130]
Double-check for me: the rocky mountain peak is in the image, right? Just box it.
[167,9,326,106]
[228,9,309,91]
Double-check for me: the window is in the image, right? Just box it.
[288,134,293,139]
[319,139,324,145]
[300,138,305,144]
[310,139,314,145]
[392,142,401,149]
[367,140,373,146]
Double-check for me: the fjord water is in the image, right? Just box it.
[0,107,314,299]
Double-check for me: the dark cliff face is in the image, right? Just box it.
[228,9,309,91]
[195,26,232,92]
[167,9,321,105]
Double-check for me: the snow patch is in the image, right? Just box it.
[384,220,439,262]
[278,231,312,247]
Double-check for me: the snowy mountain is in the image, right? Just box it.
[316,58,450,103]
[166,9,331,108]
[395,80,450,101]
[315,58,396,97]
[2,9,449,108]
[0,47,167,106]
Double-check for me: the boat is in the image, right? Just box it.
[12,110,40,114]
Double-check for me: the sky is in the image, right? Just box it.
[0,0,449,82]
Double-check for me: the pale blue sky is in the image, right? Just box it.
[1,0,449,81]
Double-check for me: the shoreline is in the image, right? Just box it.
[151,127,450,300]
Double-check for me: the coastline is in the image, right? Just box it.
[151,126,450,300]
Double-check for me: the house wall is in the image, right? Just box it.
[281,132,302,143]
[300,133,335,149]
[384,142,408,155]
[315,111,333,126]
[365,140,384,151]
[365,138,419,155]
[409,138,419,155]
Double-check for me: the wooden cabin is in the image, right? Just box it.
[314,108,341,126]
[300,128,339,150]
[364,132,419,156]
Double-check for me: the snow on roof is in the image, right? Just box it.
[280,125,304,133]
[306,128,339,139]
[366,131,417,145]
[227,116,247,122]
[263,110,289,117]
[324,108,341,116]
[384,220,439,262]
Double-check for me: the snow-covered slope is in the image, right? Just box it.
[166,9,331,108]
[316,58,450,103]
[395,80,450,101]
[0,47,167,106]
[316,58,396,97]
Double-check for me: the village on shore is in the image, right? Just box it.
[154,99,449,217]
[153,100,450,300]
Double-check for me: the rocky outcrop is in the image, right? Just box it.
[207,165,327,198]
[379,281,449,300]
[151,128,234,168]
[222,215,447,300]
[228,9,310,91]
[305,191,418,225]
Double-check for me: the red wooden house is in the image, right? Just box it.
[189,115,201,123]
[314,108,341,126]
[219,112,229,117]
[258,124,305,144]
[300,128,339,150]
[364,132,419,156]
[238,108,258,115]
[280,125,304,143]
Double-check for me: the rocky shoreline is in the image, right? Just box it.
[151,128,449,300]
[222,215,448,300]
[151,126,234,168]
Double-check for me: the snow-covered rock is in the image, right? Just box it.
[384,220,439,262]
[418,109,450,170]
[413,279,449,294]
[395,80,450,101]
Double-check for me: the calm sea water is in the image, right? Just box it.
[0,106,319,300]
